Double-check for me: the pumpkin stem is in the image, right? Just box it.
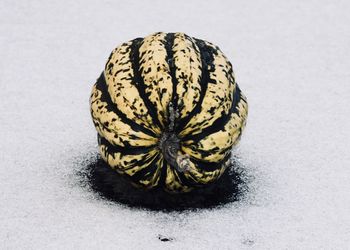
[160,102,190,172]
[159,132,190,173]
[175,152,191,172]
[159,132,180,168]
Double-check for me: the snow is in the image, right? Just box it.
[1,0,350,249]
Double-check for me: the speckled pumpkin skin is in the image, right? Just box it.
[90,32,248,193]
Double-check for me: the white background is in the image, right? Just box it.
[1,0,350,249]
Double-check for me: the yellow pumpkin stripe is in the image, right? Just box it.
[173,33,202,119]
[183,158,229,185]
[138,32,173,127]
[104,41,161,135]
[164,163,193,193]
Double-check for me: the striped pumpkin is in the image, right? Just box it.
[90,32,248,193]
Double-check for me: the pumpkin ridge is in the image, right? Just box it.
[104,41,161,135]
[189,153,231,172]
[138,32,173,128]
[95,73,158,138]
[178,39,234,137]
[175,38,213,134]
[122,148,159,173]
[172,33,202,121]
[128,152,161,186]
[98,135,156,155]
[173,162,201,187]
[171,166,194,191]
[130,38,164,132]
[182,87,242,142]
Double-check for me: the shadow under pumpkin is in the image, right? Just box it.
[76,153,248,212]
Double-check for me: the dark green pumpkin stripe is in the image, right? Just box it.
[130,38,164,132]
[164,33,178,131]
[187,145,230,159]
[128,152,160,183]
[98,135,155,155]
[95,73,157,138]
[175,38,216,134]
[158,158,168,188]
[183,86,242,142]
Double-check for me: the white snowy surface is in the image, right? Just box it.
[1,0,350,249]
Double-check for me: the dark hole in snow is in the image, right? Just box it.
[158,234,174,242]
[76,154,248,212]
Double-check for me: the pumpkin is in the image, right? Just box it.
[90,32,248,193]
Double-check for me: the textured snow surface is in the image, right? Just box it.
[1,0,350,249]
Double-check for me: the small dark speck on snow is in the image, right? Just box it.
[158,234,174,242]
